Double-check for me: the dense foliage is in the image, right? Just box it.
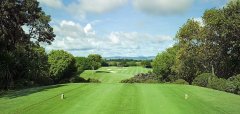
[226,74,240,94]
[75,57,91,73]
[123,1,240,95]
[88,54,102,70]
[48,50,76,83]
[152,45,178,82]
[0,0,55,89]
[121,72,161,83]
[141,60,152,68]
[174,1,240,83]
[192,73,216,87]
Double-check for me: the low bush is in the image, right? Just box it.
[121,72,161,83]
[226,74,240,94]
[69,76,101,83]
[87,78,101,83]
[70,76,88,83]
[172,79,189,85]
[207,77,228,91]
[192,73,216,87]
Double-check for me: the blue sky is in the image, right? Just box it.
[38,0,228,57]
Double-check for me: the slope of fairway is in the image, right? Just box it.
[0,83,240,114]
[80,67,151,83]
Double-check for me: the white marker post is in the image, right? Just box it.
[185,94,188,100]
[61,93,64,99]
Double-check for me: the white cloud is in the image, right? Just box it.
[132,0,194,15]
[78,0,127,13]
[44,20,174,57]
[39,0,196,18]
[66,0,128,18]
[38,0,63,8]
[84,24,95,35]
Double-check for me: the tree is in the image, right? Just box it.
[127,61,137,66]
[141,60,152,68]
[152,45,178,82]
[0,0,55,89]
[75,57,91,73]
[174,19,204,84]
[173,0,240,83]
[118,61,129,67]
[201,1,240,78]
[87,54,102,70]
[48,50,76,82]
[226,74,240,94]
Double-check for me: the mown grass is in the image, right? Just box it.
[80,67,151,83]
[0,67,240,114]
[1,83,240,114]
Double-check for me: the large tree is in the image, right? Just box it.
[0,0,55,89]
[48,50,76,82]
[201,1,240,78]
[88,54,102,70]
[152,45,178,82]
[75,57,91,73]
[174,0,240,84]
[174,19,204,84]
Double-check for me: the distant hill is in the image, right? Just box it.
[104,56,155,60]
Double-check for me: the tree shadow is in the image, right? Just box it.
[96,71,110,73]
[0,84,65,99]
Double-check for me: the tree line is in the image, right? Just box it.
[122,1,240,95]
[0,0,104,90]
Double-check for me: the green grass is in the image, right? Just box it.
[80,67,151,83]
[1,83,240,114]
[0,67,240,114]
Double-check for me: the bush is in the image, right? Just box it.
[226,74,240,94]
[127,61,137,66]
[69,76,88,83]
[87,78,101,83]
[207,77,228,91]
[35,76,54,86]
[192,73,216,87]
[141,60,152,68]
[172,79,189,85]
[108,61,118,66]
[121,72,161,83]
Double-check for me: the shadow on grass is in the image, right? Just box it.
[0,84,65,99]
[96,70,111,73]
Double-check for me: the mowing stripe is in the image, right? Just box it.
[15,84,89,113]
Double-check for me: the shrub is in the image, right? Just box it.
[226,74,240,94]
[69,76,88,83]
[121,72,161,83]
[127,61,137,66]
[192,73,216,87]
[207,77,228,91]
[87,78,101,83]
[172,79,189,85]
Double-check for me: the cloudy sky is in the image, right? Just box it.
[38,0,228,57]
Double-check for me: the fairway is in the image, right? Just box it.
[80,67,151,83]
[1,67,240,114]
[1,83,240,114]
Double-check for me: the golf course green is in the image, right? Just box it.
[0,67,240,114]
[80,67,151,83]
